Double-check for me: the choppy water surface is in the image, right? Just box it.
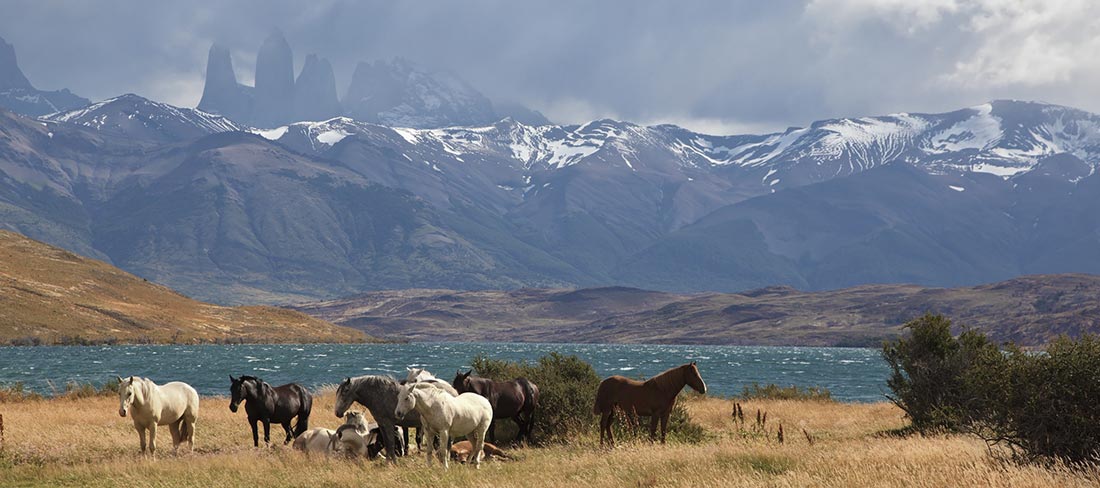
[0,343,889,402]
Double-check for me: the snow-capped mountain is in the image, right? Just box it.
[43,94,242,143]
[260,100,1100,194]
[7,95,1100,303]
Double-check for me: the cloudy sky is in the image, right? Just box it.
[2,0,1097,133]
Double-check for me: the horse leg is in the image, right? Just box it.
[471,427,487,470]
[381,421,398,463]
[525,408,536,443]
[598,412,610,447]
[169,420,182,452]
[660,412,670,444]
[137,424,148,454]
[262,420,271,446]
[293,412,309,439]
[148,423,158,458]
[422,427,435,467]
[185,417,196,452]
[282,421,294,445]
[606,411,616,447]
[437,430,450,469]
[648,414,659,442]
[250,418,260,447]
[487,420,496,444]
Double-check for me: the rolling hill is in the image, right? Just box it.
[295,274,1100,346]
[0,230,370,345]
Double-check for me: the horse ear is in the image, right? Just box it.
[116,375,123,383]
[129,376,136,382]
[465,369,473,377]
[229,375,236,383]
[691,361,697,366]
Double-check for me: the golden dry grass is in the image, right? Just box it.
[1,393,1097,487]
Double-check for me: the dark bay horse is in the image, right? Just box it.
[229,375,312,447]
[452,370,539,444]
[593,362,706,446]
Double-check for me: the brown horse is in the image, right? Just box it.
[452,370,539,444]
[593,362,706,446]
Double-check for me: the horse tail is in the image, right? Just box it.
[294,386,313,438]
[593,378,610,415]
[517,377,539,412]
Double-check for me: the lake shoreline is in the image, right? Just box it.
[0,343,889,401]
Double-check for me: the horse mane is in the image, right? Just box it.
[645,364,690,395]
[345,375,398,397]
[128,376,154,404]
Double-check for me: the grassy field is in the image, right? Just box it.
[1,393,1097,487]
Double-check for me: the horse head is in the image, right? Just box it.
[405,367,429,384]
[117,375,139,417]
[393,383,418,419]
[334,377,354,418]
[229,375,259,413]
[452,369,473,393]
[344,411,369,434]
[685,362,707,395]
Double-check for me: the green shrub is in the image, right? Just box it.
[881,313,997,432]
[970,336,1100,464]
[472,352,601,445]
[883,313,1100,464]
[739,383,833,402]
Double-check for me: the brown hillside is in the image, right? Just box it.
[296,276,1100,346]
[0,230,370,345]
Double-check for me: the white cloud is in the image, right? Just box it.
[943,0,1100,87]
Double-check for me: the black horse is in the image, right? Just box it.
[229,375,312,447]
[452,370,539,443]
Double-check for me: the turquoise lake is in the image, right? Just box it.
[0,343,889,402]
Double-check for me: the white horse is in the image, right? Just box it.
[293,427,339,455]
[116,375,199,456]
[404,367,459,396]
[395,382,492,469]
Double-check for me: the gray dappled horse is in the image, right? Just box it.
[334,375,421,461]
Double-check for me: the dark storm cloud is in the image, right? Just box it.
[2,0,1098,133]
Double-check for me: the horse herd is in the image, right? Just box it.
[114,362,707,469]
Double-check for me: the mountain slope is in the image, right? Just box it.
[295,274,1100,346]
[43,94,241,143]
[0,230,369,345]
[6,97,1100,303]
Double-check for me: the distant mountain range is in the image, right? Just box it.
[293,274,1100,346]
[197,29,549,129]
[2,91,1099,305]
[0,31,1099,305]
